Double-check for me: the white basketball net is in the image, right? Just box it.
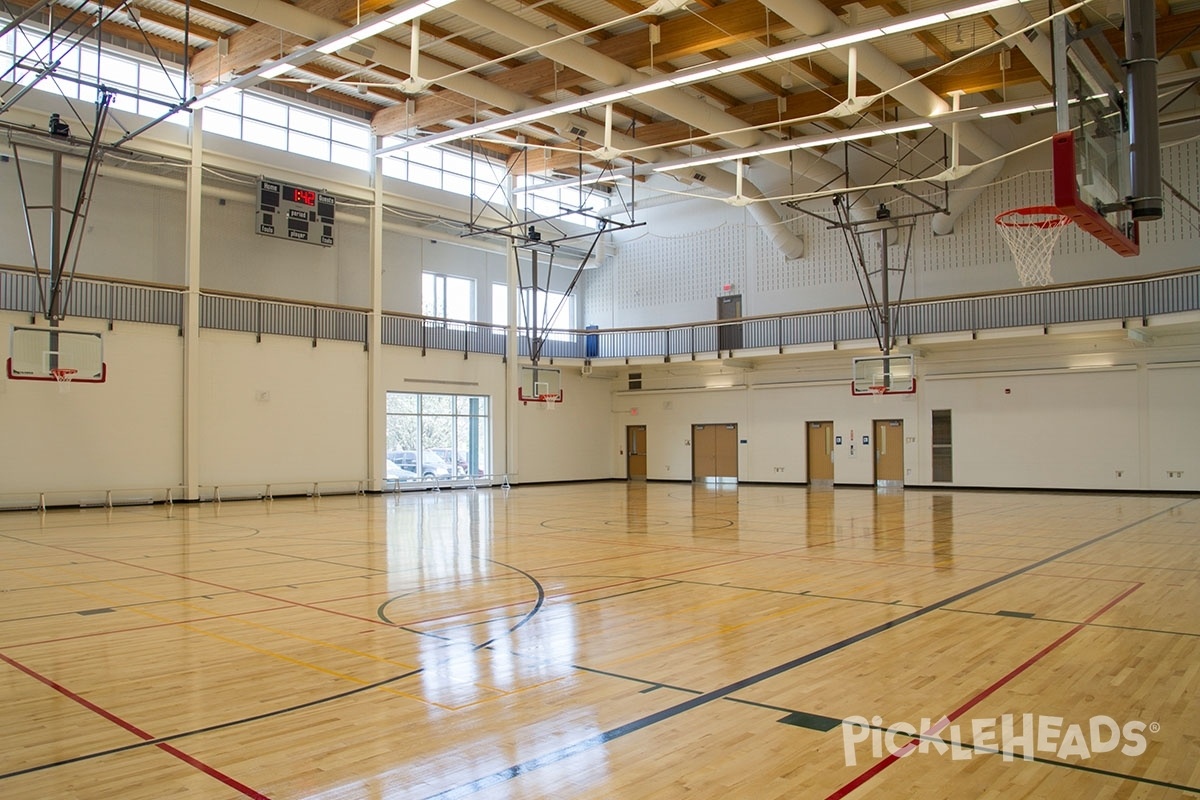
[51,367,76,393]
[995,207,1072,287]
[540,394,559,411]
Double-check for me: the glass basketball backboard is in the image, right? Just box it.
[6,325,106,382]
[852,354,915,396]
[518,364,563,403]
[1050,15,1139,256]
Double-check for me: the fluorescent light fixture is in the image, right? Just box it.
[654,119,935,172]
[318,35,360,54]
[317,0,458,53]
[800,137,840,148]
[670,66,723,84]
[259,62,294,79]
[731,55,772,71]
[588,89,634,104]
[978,100,1056,117]
[629,78,676,94]
[355,17,403,39]
[773,42,825,60]
[946,0,1021,19]
[882,13,950,34]
[884,121,934,135]
[824,29,884,49]
[980,104,1038,117]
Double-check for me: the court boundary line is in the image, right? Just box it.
[427,498,1194,799]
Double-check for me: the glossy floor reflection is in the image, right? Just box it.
[0,484,1197,798]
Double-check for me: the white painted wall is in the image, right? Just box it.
[0,314,183,500]
[1,308,1196,500]
[591,138,1200,329]
[197,330,368,489]
[606,341,1200,492]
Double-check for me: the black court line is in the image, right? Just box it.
[427,499,1195,799]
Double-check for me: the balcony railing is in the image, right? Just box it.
[2,266,1197,360]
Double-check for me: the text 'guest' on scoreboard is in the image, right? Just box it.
[257,177,335,246]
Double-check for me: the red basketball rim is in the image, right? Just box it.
[995,206,1073,229]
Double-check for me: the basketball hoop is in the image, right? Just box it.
[867,385,889,395]
[539,393,559,411]
[50,367,76,392]
[995,206,1072,287]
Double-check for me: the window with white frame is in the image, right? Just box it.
[0,17,502,200]
[386,392,490,483]
[423,273,474,326]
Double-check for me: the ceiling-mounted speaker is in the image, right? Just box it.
[692,172,707,182]
[567,124,588,138]
[217,37,229,56]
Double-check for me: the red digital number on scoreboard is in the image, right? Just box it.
[287,186,317,206]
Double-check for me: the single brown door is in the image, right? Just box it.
[807,421,834,484]
[874,419,904,487]
[717,295,742,351]
[627,425,647,480]
[693,423,738,481]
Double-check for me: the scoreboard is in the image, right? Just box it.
[257,177,335,246]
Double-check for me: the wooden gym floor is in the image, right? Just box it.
[0,483,1197,799]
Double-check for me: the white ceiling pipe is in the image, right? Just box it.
[200,0,807,256]
[758,0,1009,234]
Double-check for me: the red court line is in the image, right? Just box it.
[0,651,268,799]
[825,581,1144,800]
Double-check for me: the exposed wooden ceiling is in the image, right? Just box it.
[3,0,1199,188]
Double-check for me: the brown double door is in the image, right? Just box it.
[693,423,738,481]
